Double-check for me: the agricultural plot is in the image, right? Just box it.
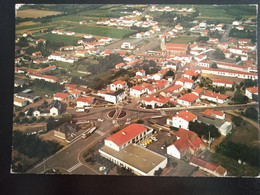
[168,36,197,44]
[17,9,63,18]
[71,25,137,38]
[35,33,80,45]
[79,9,128,18]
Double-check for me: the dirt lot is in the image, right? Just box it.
[13,122,46,132]
[17,9,62,18]
[40,130,68,147]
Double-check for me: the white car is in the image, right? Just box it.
[125,121,131,125]
[98,118,104,122]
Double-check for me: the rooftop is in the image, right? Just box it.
[105,123,147,147]
[172,111,197,122]
[178,93,199,103]
[99,144,167,175]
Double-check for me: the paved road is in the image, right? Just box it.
[220,24,232,43]
[27,93,258,174]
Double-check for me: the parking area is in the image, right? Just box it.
[144,130,177,156]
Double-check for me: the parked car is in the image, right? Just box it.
[98,118,104,122]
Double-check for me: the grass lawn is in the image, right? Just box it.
[35,33,80,45]
[205,119,260,176]
[70,25,137,38]
[203,150,259,176]
[168,36,198,44]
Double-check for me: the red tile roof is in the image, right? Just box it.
[202,91,228,100]
[190,156,218,172]
[173,128,205,153]
[184,69,199,77]
[65,83,77,89]
[112,80,127,85]
[174,111,197,122]
[202,109,224,117]
[105,123,147,147]
[131,83,149,91]
[201,67,258,76]
[77,96,94,103]
[164,85,183,93]
[176,77,194,84]
[246,87,258,94]
[192,88,203,95]
[143,96,170,104]
[178,93,199,103]
[212,79,233,85]
[36,65,56,74]
[165,43,188,48]
[54,92,70,99]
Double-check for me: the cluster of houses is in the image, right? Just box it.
[51,30,76,36]
[150,5,194,13]
[99,121,227,176]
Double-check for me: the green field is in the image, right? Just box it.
[204,118,260,176]
[70,25,137,38]
[195,5,256,23]
[35,33,80,45]
[168,36,198,44]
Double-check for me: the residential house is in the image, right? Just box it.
[177,93,199,107]
[245,87,258,99]
[167,111,197,129]
[110,80,127,91]
[167,128,206,160]
[130,83,149,98]
[190,156,227,177]
[212,79,233,88]
[14,97,27,107]
[142,96,170,108]
[183,69,200,80]
[201,91,229,104]
[175,77,194,89]
[54,92,73,101]
[76,96,95,108]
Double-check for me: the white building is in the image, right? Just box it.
[201,91,229,104]
[175,77,194,89]
[130,84,149,98]
[76,96,95,108]
[110,80,127,91]
[167,111,197,130]
[177,93,199,107]
[245,87,258,99]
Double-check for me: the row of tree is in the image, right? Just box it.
[189,121,220,140]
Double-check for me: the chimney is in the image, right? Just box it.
[122,132,126,135]
[70,120,73,124]
[58,128,61,132]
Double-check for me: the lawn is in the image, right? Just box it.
[203,150,259,176]
[168,36,198,44]
[204,119,260,176]
[17,9,62,18]
[70,25,137,38]
[35,33,80,45]
[194,5,256,23]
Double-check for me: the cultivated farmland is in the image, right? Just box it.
[71,25,137,38]
[35,33,80,45]
[17,9,63,18]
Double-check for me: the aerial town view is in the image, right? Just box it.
[12,4,259,177]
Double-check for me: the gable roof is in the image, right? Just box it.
[77,96,94,103]
[246,87,258,94]
[54,92,70,99]
[202,91,228,100]
[202,109,224,117]
[176,77,194,84]
[173,111,197,122]
[172,128,205,153]
[112,80,127,85]
[105,123,147,147]
[178,93,199,103]
[212,79,233,85]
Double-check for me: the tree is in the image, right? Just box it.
[141,17,146,21]
[211,62,218,69]
[233,90,248,104]
[137,119,144,124]
[212,49,225,60]
[14,117,20,124]
[236,56,241,62]
[17,37,29,47]
[231,116,242,126]
[19,112,25,117]
[154,168,163,176]
[38,116,46,122]
[245,107,258,120]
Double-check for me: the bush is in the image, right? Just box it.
[137,119,144,124]
[245,107,258,120]
[231,116,243,126]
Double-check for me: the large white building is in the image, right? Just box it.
[99,124,167,176]
[167,111,197,130]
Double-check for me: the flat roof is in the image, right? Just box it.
[197,114,225,128]
[99,144,167,174]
